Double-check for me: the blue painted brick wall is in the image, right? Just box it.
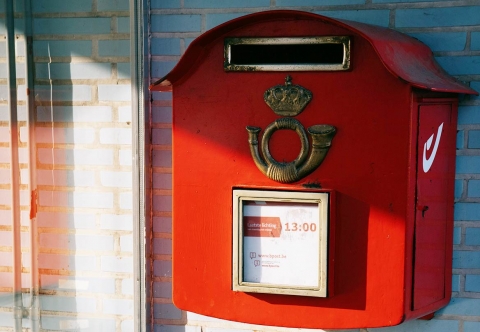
[472,32,480,50]
[32,0,92,13]
[151,0,181,9]
[151,15,202,32]
[98,0,130,11]
[185,0,270,9]
[395,6,480,27]
[151,39,181,55]
[315,10,391,26]
[99,40,130,57]
[408,32,467,52]
[466,228,480,245]
[34,18,112,35]
[458,106,480,125]
[278,0,364,6]
[33,40,93,57]
[149,1,480,331]
[465,321,480,332]
[436,56,480,76]
[469,130,480,148]
[206,13,249,30]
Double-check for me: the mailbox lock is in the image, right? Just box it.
[417,205,429,217]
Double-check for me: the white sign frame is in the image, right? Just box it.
[232,189,329,297]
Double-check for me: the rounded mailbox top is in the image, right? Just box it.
[150,10,478,95]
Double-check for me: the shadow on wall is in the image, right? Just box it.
[0,0,134,329]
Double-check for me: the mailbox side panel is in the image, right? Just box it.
[171,18,413,328]
[407,99,457,318]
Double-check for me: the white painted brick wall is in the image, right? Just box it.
[100,128,133,145]
[36,211,97,229]
[39,191,115,209]
[0,0,134,330]
[98,84,132,101]
[122,278,134,295]
[37,106,113,122]
[28,127,96,144]
[118,106,133,122]
[0,189,29,206]
[35,85,93,101]
[101,256,133,273]
[36,169,96,187]
[38,253,97,271]
[101,214,134,231]
[103,298,134,316]
[0,147,28,163]
[37,148,115,166]
[100,171,133,188]
[39,233,115,252]
[119,149,133,165]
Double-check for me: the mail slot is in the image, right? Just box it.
[150,10,478,329]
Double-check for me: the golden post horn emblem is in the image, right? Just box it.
[246,76,336,183]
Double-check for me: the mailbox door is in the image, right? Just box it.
[413,102,456,311]
[153,10,476,328]
[170,19,414,328]
[160,10,475,327]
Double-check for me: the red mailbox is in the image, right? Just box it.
[150,11,478,329]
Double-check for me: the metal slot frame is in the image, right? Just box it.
[232,189,329,297]
[224,36,351,72]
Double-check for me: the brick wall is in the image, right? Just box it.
[0,0,134,330]
[150,1,480,332]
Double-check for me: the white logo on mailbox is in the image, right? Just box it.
[423,123,444,173]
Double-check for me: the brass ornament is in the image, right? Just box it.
[264,75,312,117]
[247,76,336,183]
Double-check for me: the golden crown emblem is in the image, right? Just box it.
[263,75,313,116]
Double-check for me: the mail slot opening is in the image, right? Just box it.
[224,37,350,71]
[231,43,344,64]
